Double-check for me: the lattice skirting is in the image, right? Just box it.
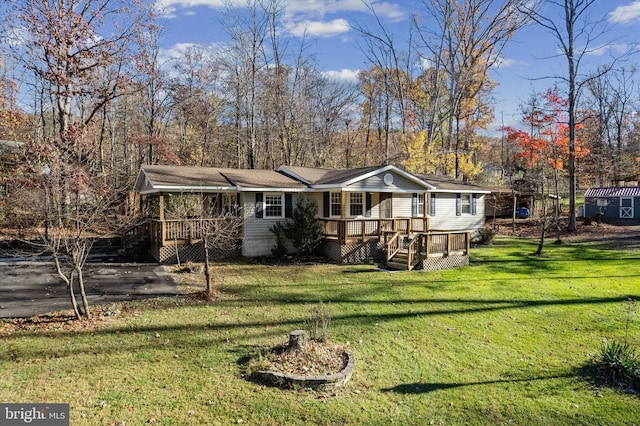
[152,241,242,264]
[421,254,469,271]
[321,241,385,264]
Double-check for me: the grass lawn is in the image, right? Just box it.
[1,236,639,425]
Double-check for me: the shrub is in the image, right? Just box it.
[473,227,495,246]
[595,339,639,389]
[593,299,639,391]
[285,197,323,256]
[269,221,288,257]
[305,301,331,342]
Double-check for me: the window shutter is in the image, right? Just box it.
[456,193,462,216]
[365,192,372,217]
[412,193,418,216]
[323,192,330,217]
[285,194,293,218]
[429,193,436,216]
[471,194,477,215]
[255,192,263,218]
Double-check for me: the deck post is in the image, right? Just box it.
[158,194,165,222]
[447,233,452,256]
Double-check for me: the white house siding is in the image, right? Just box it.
[242,192,298,257]
[347,171,427,193]
[428,193,486,232]
[393,193,414,217]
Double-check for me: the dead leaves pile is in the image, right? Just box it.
[264,340,348,376]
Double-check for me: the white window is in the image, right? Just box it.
[264,193,284,218]
[349,192,364,216]
[330,192,342,216]
[461,194,471,214]
[417,193,425,216]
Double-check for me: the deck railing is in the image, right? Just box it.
[385,231,471,270]
[320,217,429,243]
[149,219,243,246]
[424,232,470,256]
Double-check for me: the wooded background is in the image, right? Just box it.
[1,0,639,229]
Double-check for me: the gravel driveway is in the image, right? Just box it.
[0,262,177,318]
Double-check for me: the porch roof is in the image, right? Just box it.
[134,164,305,194]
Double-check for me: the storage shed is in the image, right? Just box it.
[584,187,640,220]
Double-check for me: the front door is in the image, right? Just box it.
[620,197,634,218]
[380,193,392,218]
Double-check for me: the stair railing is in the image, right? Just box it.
[385,231,401,262]
[405,233,424,271]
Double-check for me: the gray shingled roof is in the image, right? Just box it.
[281,165,381,185]
[139,165,233,188]
[414,173,490,193]
[585,187,640,197]
[220,169,306,189]
[136,164,305,192]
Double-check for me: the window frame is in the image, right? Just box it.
[263,192,284,218]
[416,193,425,217]
[429,193,436,216]
[349,192,364,217]
[330,192,342,217]
[460,194,471,214]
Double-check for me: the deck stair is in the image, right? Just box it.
[386,249,412,270]
[384,231,423,271]
[120,221,151,260]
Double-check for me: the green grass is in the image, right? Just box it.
[1,236,639,425]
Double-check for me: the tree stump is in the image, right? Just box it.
[289,330,306,350]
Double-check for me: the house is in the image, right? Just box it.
[584,187,640,221]
[129,164,490,270]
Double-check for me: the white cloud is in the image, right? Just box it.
[155,0,228,17]
[608,1,640,24]
[287,19,351,38]
[586,43,630,56]
[159,42,199,63]
[322,68,360,82]
[286,0,404,21]
[495,58,517,68]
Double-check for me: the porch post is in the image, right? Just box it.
[159,194,165,221]
[159,194,166,246]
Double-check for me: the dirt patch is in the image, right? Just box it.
[487,218,640,249]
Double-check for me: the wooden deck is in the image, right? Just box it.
[319,217,429,243]
[121,217,469,269]
[385,231,470,270]
[148,219,243,246]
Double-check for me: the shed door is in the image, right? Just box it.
[620,197,633,218]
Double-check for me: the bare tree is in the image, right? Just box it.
[353,1,415,164]
[518,0,627,231]
[201,213,243,299]
[11,0,154,142]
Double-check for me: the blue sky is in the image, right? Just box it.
[153,0,640,131]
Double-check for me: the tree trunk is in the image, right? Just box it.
[204,242,212,299]
[76,264,91,319]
